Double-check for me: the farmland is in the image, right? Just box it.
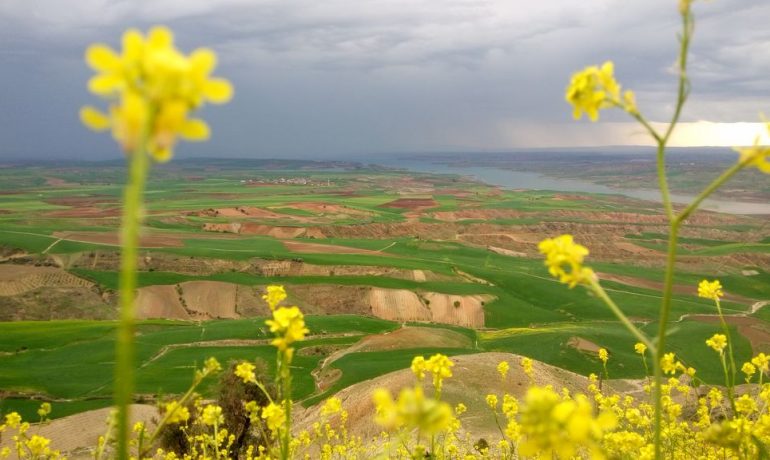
[1,158,769,421]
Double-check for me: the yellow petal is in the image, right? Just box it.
[150,147,173,163]
[148,26,173,50]
[204,78,233,104]
[180,119,210,141]
[190,48,217,76]
[86,44,121,72]
[88,74,124,95]
[79,106,111,131]
[122,28,144,60]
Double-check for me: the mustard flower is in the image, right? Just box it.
[698,279,723,301]
[262,285,288,311]
[565,61,622,121]
[164,401,190,424]
[4,412,21,429]
[411,356,427,381]
[634,342,647,355]
[455,403,467,415]
[201,404,223,426]
[266,306,309,351]
[598,348,609,364]
[538,234,595,288]
[706,333,728,353]
[372,386,453,435]
[518,387,615,459]
[661,352,678,375]
[753,353,770,372]
[521,357,534,379]
[25,435,52,457]
[736,394,757,416]
[235,362,257,384]
[734,124,770,174]
[742,362,757,381]
[37,402,51,419]
[497,361,510,380]
[81,26,232,162]
[486,394,499,410]
[425,353,454,392]
[321,397,342,416]
[261,402,286,432]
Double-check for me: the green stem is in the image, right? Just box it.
[588,279,654,352]
[281,353,292,460]
[675,161,746,223]
[716,300,738,413]
[115,125,151,460]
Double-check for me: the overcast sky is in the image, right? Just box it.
[1,0,769,160]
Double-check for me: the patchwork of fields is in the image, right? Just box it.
[1,159,768,420]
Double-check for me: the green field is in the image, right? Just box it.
[1,160,768,420]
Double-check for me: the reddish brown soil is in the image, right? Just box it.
[597,272,755,305]
[380,198,438,210]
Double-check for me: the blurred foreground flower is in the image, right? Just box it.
[80,26,232,161]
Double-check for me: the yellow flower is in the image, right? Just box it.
[742,362,757,381]
[565,61,622,121]
[486,394,499,410]
[81,26,232,162]
[235,362,257,384]
[411,356,427,381]
[321,397,342,416]
[261,402,286,432]
[266,306,309,351]
[37,402,52,419]
[201,404,223,426]
[518,387,615,459]
[497,361,510,380]
[164,401,190,424]
[752,353,770,372]
[425,354,454,392]
[25,435,51,457]
[455,403,467,415]
[661,352,678,375]
[735,394,757,416]
[538,235,595,288]
[4,412,21,429]
[598,348,609,364]
[734,126,770,174]
[262,285,288,311]
[705,333,728,353]
[697,279,723,301]
[521,357,534,379]
[634,342,647,355]
[372,386,453,435]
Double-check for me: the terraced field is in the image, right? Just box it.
[0,159,768,421]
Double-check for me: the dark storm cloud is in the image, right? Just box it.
[0,0,769,159]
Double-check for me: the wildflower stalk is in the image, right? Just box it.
[715,298,738,412]
[115,109,154,459]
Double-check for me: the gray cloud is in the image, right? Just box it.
[0,0,769,160]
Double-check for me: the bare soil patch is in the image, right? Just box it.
[567,336,602,353]
[369,288,493,328]
[180,281,239,319]
[136,285,190,320]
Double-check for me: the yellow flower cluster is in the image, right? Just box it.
[373,386,454,435]
[235,362,257,384]
[261,402,287,433]
[706,333,728,353]
[266,306,309,352]
[698,279,724,301]
[410,353,454,392]
[164,401,190,424]
[80,26,232,161]
[565,61,636,121]
[734,123,770,174]
[538,234,595,288]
